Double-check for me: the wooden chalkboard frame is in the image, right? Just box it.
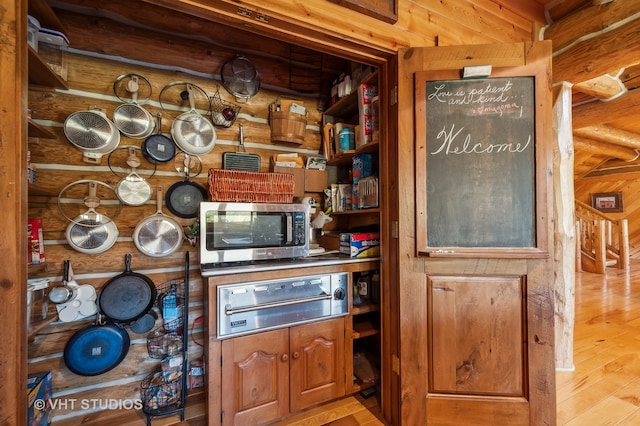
[415,64,550,258]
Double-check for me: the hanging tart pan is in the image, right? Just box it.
[112,74,155,139]
[133,186,184,257]
[98,253,157,324]
[143,113,176,163]
[165,153,208,219]
[63,314,130,376]
[170,83,216,155]
[60,180,120,254]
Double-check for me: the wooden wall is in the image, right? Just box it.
[575,173,640,258]
[27,8,327,425]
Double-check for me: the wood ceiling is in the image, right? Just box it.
[538,0,640,179]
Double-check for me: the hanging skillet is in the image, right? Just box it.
[109,146,154,206]
[112,74,155,139]
[142,113,176,163]
[59,180,120,254]
[98,253,157,323]
[165,153,207,219]
[170,83,216,155]
[221,55,261,101]
[63,314,130,376]
[133,185,184,257]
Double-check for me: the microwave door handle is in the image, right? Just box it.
[225,294,332,315]
[286,214,292,243]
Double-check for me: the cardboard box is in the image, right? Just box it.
[273,166,305,197]
[340,232,380,258]
[28,371,52,426]
[304,169,328,193]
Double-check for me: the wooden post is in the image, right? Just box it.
[553,83,576,371]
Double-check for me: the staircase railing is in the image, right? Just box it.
[575,200,629,273]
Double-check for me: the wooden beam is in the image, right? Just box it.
[545,0,591,24]
[573,72,626,100]
[544,0,640,52]
[573,135,640,161]
[574,124,640,149]
[572,87,640,128]
[551,17,640,84]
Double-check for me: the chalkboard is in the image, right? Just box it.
[425,76,536,248]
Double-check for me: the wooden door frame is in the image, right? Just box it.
[0,0,29,424]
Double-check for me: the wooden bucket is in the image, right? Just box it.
[269,109,307,145]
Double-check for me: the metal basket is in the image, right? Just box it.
[156,279,185,332]
[140,368,183,411]
[146,328,183,359]
[209,88,241,128]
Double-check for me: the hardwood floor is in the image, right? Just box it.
[557,260,640,425]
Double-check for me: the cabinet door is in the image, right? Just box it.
[289,317,345,412]
[221,329,289,426]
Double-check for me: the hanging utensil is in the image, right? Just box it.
[63,314,130,376]
[64,108,121,164]
[165,153,208,219]
[57,262,98,323]
[98,254,157,324]
[48,260,77,305]
[222,122,261,172]
[170,83,216,155]
[59,180,120,254]
[133,185,184,257]
[220,55,261,101]
[112,74,155,139]
[111,146,153,206]
[142,113,176,163]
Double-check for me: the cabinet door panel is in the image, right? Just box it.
[429,275,525,396]
[221,329,289,426]
[290,317,345,412]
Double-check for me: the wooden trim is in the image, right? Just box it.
[327,0,398,24]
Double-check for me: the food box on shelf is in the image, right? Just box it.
[27,371,52,426]
[340,232,380,258]
[27,218,45,265]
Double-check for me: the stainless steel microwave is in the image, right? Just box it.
[199,202,309,265]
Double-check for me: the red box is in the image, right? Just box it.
[27,219,45,265]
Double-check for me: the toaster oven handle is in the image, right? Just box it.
[225,294,332,315]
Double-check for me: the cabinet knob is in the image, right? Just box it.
[292,351,300,360]
[281,354,289,362]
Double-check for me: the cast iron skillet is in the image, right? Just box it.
[63,315,130,376]
[98,253,157,323]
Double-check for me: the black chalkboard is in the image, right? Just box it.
[425,76,536,248]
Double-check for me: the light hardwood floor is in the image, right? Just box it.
[556,260,640,425]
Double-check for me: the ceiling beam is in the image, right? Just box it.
[573,72,626,100]
[573,124,640,149]
[573,87,640,128]
[551,16,640,84]
[573,135,639,161]
[544,0,640,52]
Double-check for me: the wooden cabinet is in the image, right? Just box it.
[220,318,345,426]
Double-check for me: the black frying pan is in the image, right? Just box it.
[98,254,157,323]
[142,113,175,163]
[165,153,207,218]
[63,317,130,376]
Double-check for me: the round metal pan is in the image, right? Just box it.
[165,153,207,218]
[143,113,176,163]
[63,318,130,376]
[98,254,157,323]
[170,83,216,155]
[113,147,153,206]
[133,186,184,257]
